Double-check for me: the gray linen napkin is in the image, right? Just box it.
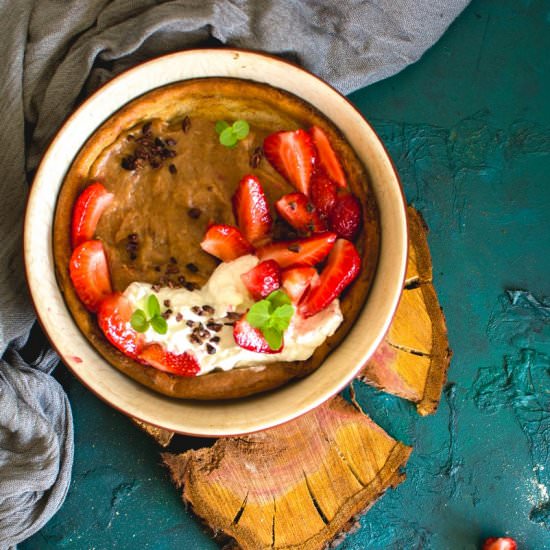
[1,0,469,546]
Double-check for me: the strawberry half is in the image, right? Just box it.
[97,292,143,358]
[310,170,338,219]
[329,193,362,240]
[309,126,347,188]
[281,266,319,304]
[138,343,200,377]
[241,260,281,301]
[232,174,273,246]
[69,240,112,312]
[300,239,361,318]
[233,317,282,353]
[256,232,337,269]
[71,182,114,248]
[263,129,316,195]
[200,224,254,262]
[275,192,326,234]
[482,538,517,550]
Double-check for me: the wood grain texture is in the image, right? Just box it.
[360,206,451,415]
[131,418,174,447]
[162,396,411,549]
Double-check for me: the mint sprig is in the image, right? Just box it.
[215,119,250,147]
[246,290,294,350]
[130,294,167,335]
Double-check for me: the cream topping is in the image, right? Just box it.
[123,255,343,375]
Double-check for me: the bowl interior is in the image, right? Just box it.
[24,49,407,436]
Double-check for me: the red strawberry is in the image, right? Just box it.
[300,239,361,317]
[232,174,273,245]
[233,317,282,353]
[256,232,336,269]
[97,292,143,358]
[138,343,200,377]
[329,193,362,239]
[310,170,338,218]
[69,240,112,312]
[482,538,517,550]
[200,224,254,262]
[263,129,316,195]
[281,266,319,304]
[275,192,326,234]
[71,182,114,248]
[309,126,347,188]
[241,260,281,300]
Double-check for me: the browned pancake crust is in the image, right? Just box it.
[53,78,380,399]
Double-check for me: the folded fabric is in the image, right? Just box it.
[0,0,469,546]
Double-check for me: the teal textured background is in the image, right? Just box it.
[22,0,550,548]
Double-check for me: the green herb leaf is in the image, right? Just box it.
[232,120,250,140]
[215,120,230,134]
[246,299,272,328]
[150,315,168,335]
[261,326,283,351]
[219,126,238,147]
[245,290,294,351]
[270,303,294,332]
[130,309,149,333]
[146,294,161,318]
[266,289,291,309]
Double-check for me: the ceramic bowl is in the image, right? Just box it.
[24,49,407,437]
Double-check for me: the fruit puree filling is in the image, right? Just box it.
[69,118,362,375]
[54,79,380,398]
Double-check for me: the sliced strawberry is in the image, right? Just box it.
[232,174,273,245]
[200,224,254,262]
[138,343,200,377]
[309,126,347,188]
[482,538,517,550]
[233,317,282,354]
[97,292,143,358]
[310,170,338,218]
[263,129,316,195]
[71,182,114,248]
[300,239,361,317]
[256,232,336,269]
[241,260,281,300]
[281,267,319,304]
[329,193,362,240]
[275,192,326,234]
[69,240,112,312]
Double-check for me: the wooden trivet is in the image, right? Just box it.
[163,396,411,550]
[359,206,451,415]
[132,206,450,548]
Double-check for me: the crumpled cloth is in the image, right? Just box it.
[0,0,469,546]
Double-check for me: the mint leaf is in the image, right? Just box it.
[219,127,238,147]
[150,315,167,335]
[245,290,294,351]
[232,120,250,140]
[217,119,250,147]
[246,300,272,328]
[270,304,294,332]
[146,294,161,318]
[266,289,291,309]
[130,309,149,333]
[261,326,283,351]
[215,120,229,134]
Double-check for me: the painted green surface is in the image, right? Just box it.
[22,0,549,548]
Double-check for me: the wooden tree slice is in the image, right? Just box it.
[162,396,411,550]
[131,418,174,447]
[359,206,451,415]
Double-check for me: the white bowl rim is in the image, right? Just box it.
[24,48,408,437]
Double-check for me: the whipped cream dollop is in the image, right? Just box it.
[123,255,343,375]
